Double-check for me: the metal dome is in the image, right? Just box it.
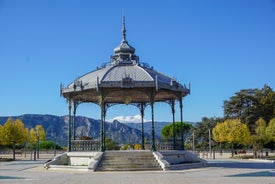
[61,16,189,104]
[61,16,190,151]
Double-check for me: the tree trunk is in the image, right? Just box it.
[12,145,16,160]
[231,144,234,157]
[33,144,37,161]
[37,141,39,159]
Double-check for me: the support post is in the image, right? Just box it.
[100,101,106,152]
[140,103,145,150]
[103,104,106,150]
[209,129,212,157]
[68,100,72,152]
[72,101,77,141]
[179,97,184,150]
[171,100,176,150]
[150,98,156,151]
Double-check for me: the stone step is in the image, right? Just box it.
[97,166,161,171]
[99,162,159,167]
[96,151,162,171]
[101,157,157,162]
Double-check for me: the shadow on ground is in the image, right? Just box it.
[207,160,275,170]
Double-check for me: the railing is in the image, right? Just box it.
[71,140,100,151]
[71,140,184,151]
[156,140,184,150]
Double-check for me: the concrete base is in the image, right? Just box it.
[44,150,206,172]
[153,150,207,171]
[44,152,103,171]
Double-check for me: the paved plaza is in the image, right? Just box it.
[0,158,274,184]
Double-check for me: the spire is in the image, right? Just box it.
[113,14,135,55]
[122,15,126,42]
[112,14,138,65]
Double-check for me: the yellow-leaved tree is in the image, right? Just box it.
[0,118,28,160]
[0,125,4,145]
[29,125,46,160]
[251,118,268,154]
[212,119,251,156]
[266,118,275,142]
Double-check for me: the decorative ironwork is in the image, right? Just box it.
[73,78,83,90]
[156,140,184,150]
[121,76,134,88]
[71,140,100,151]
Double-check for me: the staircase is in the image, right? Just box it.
[96,150,162,171]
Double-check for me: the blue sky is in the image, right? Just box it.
[0,0,274,123]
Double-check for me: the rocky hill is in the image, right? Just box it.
[0,114,157,146]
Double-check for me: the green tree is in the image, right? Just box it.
[1,118,28,160]
[0,125,3,145]
[256,85,275,123]
[29,125,46,160]
[191,117,222,150]
[105,138,120,150]
[224,85,275,132]
[266,118,275,142]
[39,141,62,150]
[79,136,93,140]
[121,143,132,150]
[251,118,268,153]
[161,122,191,140]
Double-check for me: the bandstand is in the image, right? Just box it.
[60,17,190,152]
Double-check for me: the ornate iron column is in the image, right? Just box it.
[150,94,156,151]
[103,103,107,150]
[140,103,145,150]
[100,102,106,151]
[99,91,107,152]
[72,101,79,141]
[179,96,184,150]
[68,100,72,152]
[170,99,176,150]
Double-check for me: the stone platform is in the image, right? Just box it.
[44,150,206,171]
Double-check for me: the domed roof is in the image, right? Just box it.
[114,40,135,54]
[61,17,189,103]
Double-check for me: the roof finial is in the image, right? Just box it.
[122,10,126,42]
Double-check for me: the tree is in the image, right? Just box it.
[266,118,275,142]
[212,119,251,156]
[29,125,46,160]
[251,118,268,153]
[256,85,275,123]
[39,141,62,150]
[191,117,222,150]
[105,138,120,150]
[1,118,28,160]
[223,85,275,132]
[134,143,142,150]
[161,122,191,140]
[79,136,93,140]
[0,125,3,145]
[212,121,231,144]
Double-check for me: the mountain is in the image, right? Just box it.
[125,122,170,137]
[0,114,155,146]
[125,121,196,137]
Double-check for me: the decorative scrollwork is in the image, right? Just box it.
[121,76,134,88]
